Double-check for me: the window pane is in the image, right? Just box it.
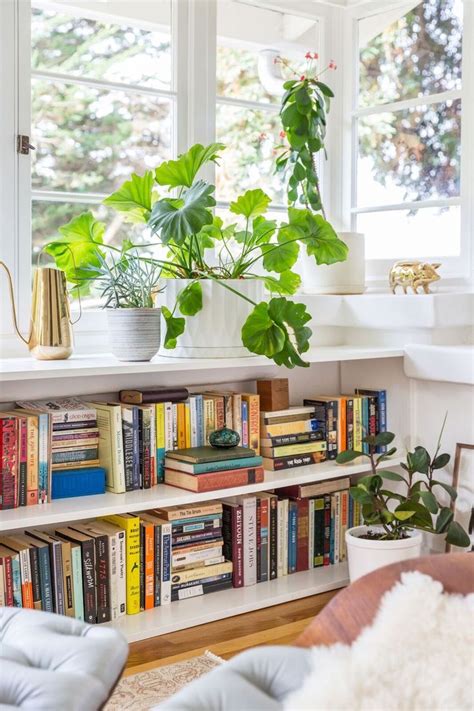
[358,206,460,259]
[357,99,460,207]
[359,0,462,107]
[32,79,172,194]
[32,4,172,91]
[216,105,286,204]
[216,1,316,103]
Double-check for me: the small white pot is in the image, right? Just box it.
[106,308,161,362]
[345,526,423,582]
[302,232,365,294]
[158,279,264,358]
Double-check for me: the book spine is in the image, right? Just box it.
[214,396,225,430]
[203,398,215,445]
[18,418,28,507]
[164,402,174,455]
[171,577,232,602]
[52,420,96,431]
[116,531,126,617]
[161,522,172,605]
[195,395,204,447]
[172,529,222,546]
[157,504,223,521]
[340,490,349,562]
[80,538,97,624]
[243,497,257,586]
[26,417,39,505]
[144,523,154,611]
[3,555,14,607]
[156,403,166,484]
[346,398,354,451]
[139,524,145,611]
[0,418,17,510]
[288,500,298,574]
[131,408,140,490]
[262,452,326,471]
[262,418,319,437]
[269,496,278,580]
[244,395,260,454]
[232,394,242,445]
[330,495,336,564]
[108,534,118,620]
[141,408,152,489]
[323,494,332,566]
[241,401,249,447]
[177,403,186,449]
[51,448,98,464]
[150,405,156,486]
[376,390,387,453]
[189,397,198,448]
[263,441,327,458]
[170,562,232,585]
[11,554,22,607]
[334,492,341,564]
[153,523,161,607]
[165,467,264,493]
[122,410,134,492]
[18,548,34,608]
[353,398,362,453]
[308,499,315,569]
[173,545,223,568]
[172,518,221,535]
[263,431,324,447]
[256,497,261,583]
[339,400,347,452]
[184,403,191,449]
[282,499,289,576]
[29,546,42,610]
[313,498,325,567]
[295,498,309,572]
[259,497,269,583]
[361,396,369,453]
[61,542,75,618]
[103,516,140,615]
[37,546,54,613]
[277,499,284,578]
[52,543,65,615]
[71,545,84,621]
[169,455,263,475]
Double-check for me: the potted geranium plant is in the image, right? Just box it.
[44,215,163,362]
[45,142,347,367]
[336,426,470,581]
[275,53,364,294]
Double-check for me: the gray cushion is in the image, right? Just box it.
[0,608,128,710]
[155,646,312,711]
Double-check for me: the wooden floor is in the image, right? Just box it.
[126,590,336,677]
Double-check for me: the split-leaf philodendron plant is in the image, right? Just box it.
[45,142,347,368]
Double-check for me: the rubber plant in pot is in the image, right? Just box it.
[336,426,470,581]
[274,53,363,294]
[102,142,347,365]
[44,216,163,362]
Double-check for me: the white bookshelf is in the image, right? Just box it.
[0,348,407,641]
[111,564,349,643]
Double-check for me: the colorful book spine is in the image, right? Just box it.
[103,515,140,615]
[0,417,17,510]
[243,497,257,586]
[353,397,362,453]
[288,500,298,574]
[164,466,264,493]
[313,497,325,567]
[165,455,263,475]
[262,452,326,471]
[37,545,54,613]
[121,407,135,492]
[242,394,260,454]
[269,495,278,580]
[258,495,269,583]
[160,521,172,605]
[155,403,166,483]
[71,545,84,621]
[308,499,315,569]
[323,494,332,566]
[17,417,27,507]
[241,400,249,447]
[295,498,309,573]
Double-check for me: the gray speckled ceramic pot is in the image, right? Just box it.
[106,308,160,362]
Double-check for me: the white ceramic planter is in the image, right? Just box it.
[106,308,161,362]
[302,232,365,294]
[345,526,423,582]
[158,279,264,358]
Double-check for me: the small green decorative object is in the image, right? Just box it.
[209,426,240,449]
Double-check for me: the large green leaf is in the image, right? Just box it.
[229,189,271,219]
[161,306,185,349]
[102,172,154,223]
[336,450,367,464]
[155,143,225,188]
[432,480,457,501]
[261,228,300,273]
[177,282,203,316]
[148,180,215,245]
[263,270,301,295]
[408,446,430,474]
[268,298,312,368]
[241,302,286,356]
[432,453,450,469]
[445,521,471,547]
[435,506,454,533]
[44,212,106,284]
[288,208,348,265]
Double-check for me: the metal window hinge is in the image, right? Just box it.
[17,135,36,155]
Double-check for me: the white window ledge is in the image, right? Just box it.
[404,344,474,385]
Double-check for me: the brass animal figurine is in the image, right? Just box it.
[389,261,441,294]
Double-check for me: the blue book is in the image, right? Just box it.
[357,389,387,453]
[161,522,171,605]
[154,523,161,607]
[288,501,298,574]
[173,455,263,475]
[194,394,205,447]
[241,400,248,447]
[35,542,54,613]
[10,554,22,607]
[362,397,369,453]
[37,413,50,503]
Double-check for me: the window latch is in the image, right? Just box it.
[17,135,36,155]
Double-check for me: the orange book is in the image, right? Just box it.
[339,397,347,452]
[177,403,186,449]
[241,393,260,454]
[140,519,154,610]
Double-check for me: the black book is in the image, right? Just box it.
[71,525,110,623]
[25,530,65,615]
[269,495,278,580]
[55,527,97,624]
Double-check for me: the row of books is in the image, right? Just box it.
[0,476,358,618]
[0,399,100,509]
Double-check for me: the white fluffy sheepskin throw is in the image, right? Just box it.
[285,572,474,711]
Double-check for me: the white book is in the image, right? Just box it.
[172,544,223,569]
[277,499,285,578]
[242,496,257,586]
[308,499,315,569]
[71,544,84,621]
[160,521,172,604]
[90,402,125,493]
[189,396,198,447]
[164,402,173,452]
[149,405,156,486]
[282,499,289,577]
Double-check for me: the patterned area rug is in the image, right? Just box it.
[105,651,223,710]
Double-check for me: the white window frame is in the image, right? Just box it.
[345,0,473,287]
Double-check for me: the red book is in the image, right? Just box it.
[295,498,309,572]
[256,497,262,582]
[323,494,331,566]
[164,466,264,493]
[0,549,14,606]
[0,417,18,510]
[18,417,28,507]
[222,502,243,587]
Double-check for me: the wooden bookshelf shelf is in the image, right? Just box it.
[0,457,401,532]
[110,563,349,642]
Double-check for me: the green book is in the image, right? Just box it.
[166,445,256,464]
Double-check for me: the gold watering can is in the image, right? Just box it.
[1,261,80,360]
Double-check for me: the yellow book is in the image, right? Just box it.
[156,403,165,483]
[185,403,191,448]
[353,397,362,452]
[177,403,186,449]
[102,513,140,614]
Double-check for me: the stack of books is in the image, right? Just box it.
[155,502,233,601]
[164,446,264,493]
[260,406,327,471]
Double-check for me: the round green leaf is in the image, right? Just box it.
[261,229,300,273]
[161,306,185,349]
[432,453,450,469]
[229,189,271,219]
[155,143,224,188]
[149,180,215,245]
[241,302,286,357]
[177,282,203,316]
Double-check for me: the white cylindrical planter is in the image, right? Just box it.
[346,526,423,582]
[106,308,161,362]
[302,232,365,294]
[158,279,264,358]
